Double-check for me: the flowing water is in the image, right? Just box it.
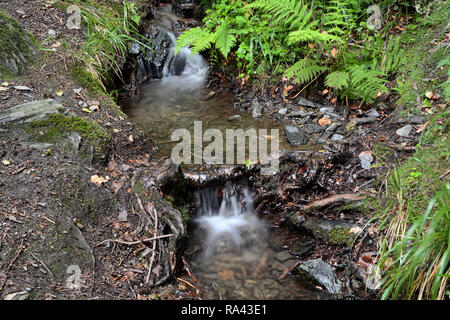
[123,5,328,300]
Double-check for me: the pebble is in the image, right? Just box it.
[396,124,413,137]
[359,151,373,169]
[331,134,345,141]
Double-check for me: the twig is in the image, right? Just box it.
[176,277,200,295]
[30,252,55,282]
[94,234,173,247]
[8,238,24,270]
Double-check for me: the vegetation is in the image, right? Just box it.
[373,111,449,300]
[176,0,448,104]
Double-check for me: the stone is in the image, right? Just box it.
[331,134,345,141]
[172,0,200,18]
[396,124,413,137]
[284,125,308,146]
[365,109,380,118]
[289,238,315,257]
[228,115,241,121]
[278,107,288,115]
[297,96,316,108]
[352,117,377,124]
[251,99,262,118]
[287,110,315,118]
[0,99,66,125]
[4,291,29,300]
[359,151,373,169]
[296,259,343,293]
[288,215,361,246]
[0,11,39,77]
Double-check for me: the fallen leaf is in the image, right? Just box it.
[128,135,134,142]
[113,129,120,133]
[425,91,433,99]
[330,47,338,58]
[2,159,11,165]
[318,117,332,126]
[51,41,61,48]
[90,174,109,185]
[82,107,92,113]
[0,86,7,91]
[350,226,363,234]
[55,90,64,96]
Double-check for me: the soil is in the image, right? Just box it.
[0,0,433,301]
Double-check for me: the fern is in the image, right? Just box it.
[380,35,404,75]
[287,29,341,44]
[213,22,237,58]
[285,58,328,84]
[325,71,349,89]
[248,0,313,29]
[175,27,213,55]
[348,65,388,103]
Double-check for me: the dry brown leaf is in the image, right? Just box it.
[318,117,332,126]
[90,174,109,185]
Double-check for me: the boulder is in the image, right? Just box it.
[0,99,66,125]
[295,259,343,293]
[284,125,308,145]
[0,11,39,77]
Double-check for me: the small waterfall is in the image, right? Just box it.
[193,182,266,258]
[160,31,209,90]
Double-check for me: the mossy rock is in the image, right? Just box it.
[0,11,39,78]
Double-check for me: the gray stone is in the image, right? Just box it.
[278,107,288,115]
[353,117,377,124]
[365,109,380,118]
[297,96,316,108]
[4,291,29,300]
[396,124,413,137]
[359,151,373,169]
[331,134,345,141]
[296,259,343,293]
[287,110,315,118]
[0,99,66,124]
[251,100,262,118]
[284,125,308,145]
[289,238,315,257]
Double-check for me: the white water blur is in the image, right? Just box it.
[160,31,209,91]
[194,182,266,258]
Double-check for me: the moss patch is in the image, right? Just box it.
[71,64,104,95]
[328,228,356,246]
[0,10,39,78]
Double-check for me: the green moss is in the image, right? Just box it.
[30,113,110,145]
[0,11,38,77]
[71,65,104,94]
[328,228,356,246]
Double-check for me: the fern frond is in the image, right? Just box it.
[175,27,210,55]
[325,71,349,89]
[285,58,328,84]
[248,0,312,29]
[287,28,341,44]
[348,65,388,103]
[381,35,404,75]
[214,22,237,58]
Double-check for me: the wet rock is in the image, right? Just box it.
[394,115,424,124]
[396,124,413,137]
[173,0,200,18]
[295,259,343,293]
[304,124,324,134]
[0,99,66,125]
[284,125,308,146]
[297,96,316,108]
[289,238,315,257]
[288,216,361,246]
[141,26,173,79]
[358,151,373,169]
[0,12,39,77]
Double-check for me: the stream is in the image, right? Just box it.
[122,4,334,300]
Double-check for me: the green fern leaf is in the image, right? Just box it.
[214,22,237,58]
[175,27,210,55]
[325,71,349,89]
[285,58,328,84]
